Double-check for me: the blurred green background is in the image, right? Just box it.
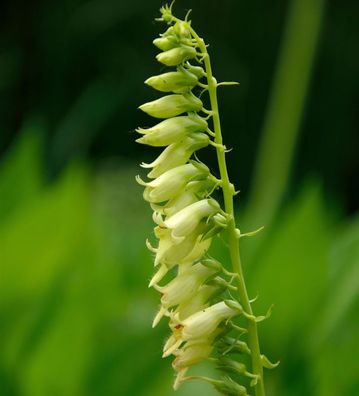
[0,0,358,395]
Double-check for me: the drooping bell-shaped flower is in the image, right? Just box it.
[172,340,214,389]
[136,114,207,147]
[153,223,212,267]
[140,133,209,178]
[173,340,213,371]
[173,301,238,342]
[163,301,236,358]
[150,177,218,217]
[175,284,222,320]
[137,161,209,203]
[152,262,219,327]
[156,262,219,309]
[164,198,220,242]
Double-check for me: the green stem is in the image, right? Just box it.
[187,26,266,396]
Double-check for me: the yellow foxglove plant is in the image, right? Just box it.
[136,3,278,395]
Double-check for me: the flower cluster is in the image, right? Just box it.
[136,4,276,395]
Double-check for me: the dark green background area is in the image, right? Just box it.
[0,1,358,396]
[0,0,358,211]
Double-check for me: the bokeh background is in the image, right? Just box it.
[0,0,358,395]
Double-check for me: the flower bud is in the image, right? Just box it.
[141,133,209,178]
[144,69,198,93]
[164,198,220,242]
[136,114,207,147]
[139,93,203,118]
[139,162,209,203]
[159,4,174,23]
[156,45,197,66]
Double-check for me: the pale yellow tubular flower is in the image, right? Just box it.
[172,341,214,390]
[173,301,238,342]
[152,262,217,327]
[141,133,209,179]
[164,198,220,242]
[136,114,207,147]
[175,284,222,320]
[153,223,211,267]
[150,178,218,217]
[155,262,219,308]
[139,162,209,203]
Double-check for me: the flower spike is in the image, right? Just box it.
[136,4,274,395]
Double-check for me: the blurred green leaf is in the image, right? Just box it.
[247,182,333,354]
[0,165,90,302]
[0,130,43,221]
[310,215,359,396]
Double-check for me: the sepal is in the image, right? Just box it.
[261,354,280,369]
[184,63,206,79]
[212,376,249,396]
[218,336,251,355]
[254,304,274,323]
[216,357,259,386]
[236,225,265,239]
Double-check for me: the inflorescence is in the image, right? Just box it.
[136,4,277,395]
